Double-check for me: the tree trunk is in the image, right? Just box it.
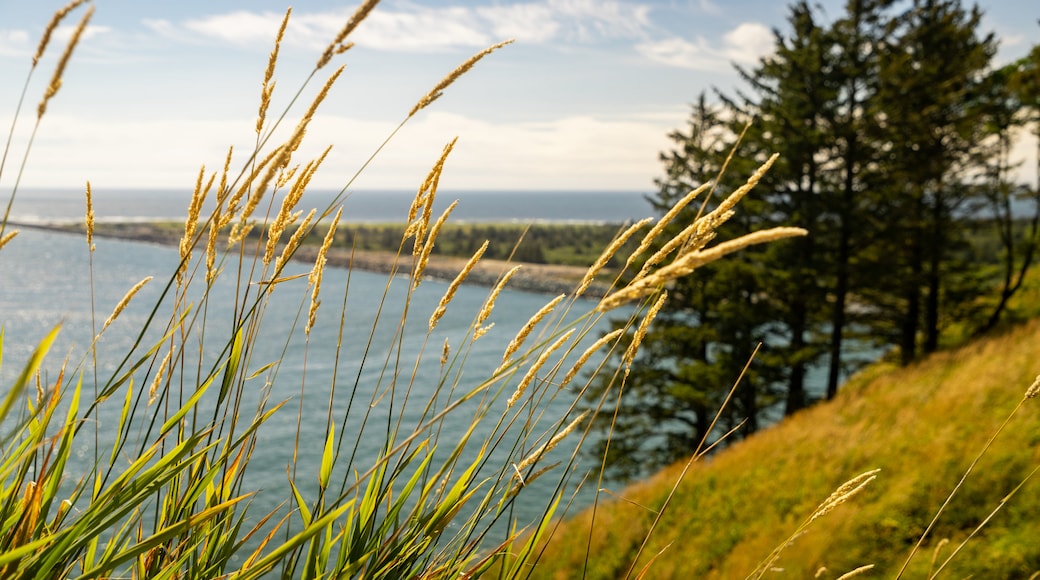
[923,189,944,354]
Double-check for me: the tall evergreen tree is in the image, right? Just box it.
[585,95,785,480]
[871,0,996,361]
[726,0,836,413]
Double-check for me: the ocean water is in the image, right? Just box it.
[0,189,637,563]
[7,187,653,225]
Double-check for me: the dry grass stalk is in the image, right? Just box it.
[715,153,778,217]
[32,0,90,66]
[84,181,94,251]
[577,217,654,297]
[1025,374,1040,399]
[275,208,316,272]
[637,156,777,277]
[225,146,281,229]
[473,322,494,341]
[216,146,233,206]
[102,276,153,332]
[477,265,522,327]
[638,213,724,279]
[810,468,880,523]
[265,149,330,265]
[205,213,221,284]
[599,227,807,311]
[317,0,380,69]
[0,230,19,251]
[37,5,93,118]
[500,293,566,368]
[627,182,712,269]
[257,7,291,135]
[514,410,589,473]
[429,240,488,331]
[405,138,458,246]
[440,338,450,367]
[149,348,173,405]
[507,329,575,408]
[623,291,667,377]
[560,328,624,389]
[409,40,514,117]
[180,166,212,267]
[307,207,342,334]
[929,538,950,573]
[835,565,875,579]
[276,165,300,190]
[413,200,458,288]
[234,66,343,247]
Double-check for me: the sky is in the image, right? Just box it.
[0,0,1037,194]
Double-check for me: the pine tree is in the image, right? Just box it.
[585,95,785,479]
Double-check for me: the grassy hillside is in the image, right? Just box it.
[529,319,1040,578]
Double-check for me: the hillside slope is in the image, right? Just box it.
[531,319,1040,578]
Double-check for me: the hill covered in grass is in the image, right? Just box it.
[530,319,1040,578]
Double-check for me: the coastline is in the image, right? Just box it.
[18,221,612,298]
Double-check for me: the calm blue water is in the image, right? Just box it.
[0,203,635,566]
[7,187,653,225]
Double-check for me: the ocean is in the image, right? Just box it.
[0,188,648,562]
[6,187,654,225]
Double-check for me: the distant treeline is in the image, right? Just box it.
[586,0,1040,480]
[310,222,639,268]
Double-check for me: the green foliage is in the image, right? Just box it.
[0,2,662,578]
[592,0,1040,483]
[535,317,1040,578]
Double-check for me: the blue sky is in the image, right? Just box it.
[1,0,1037,192]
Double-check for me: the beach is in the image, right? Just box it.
[21,221,612,298]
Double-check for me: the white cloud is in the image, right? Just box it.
[352,8,490,51]
[181,11,292,47]
[722,22,773,65]
[698,0,723,16]
[143,0,653,53]
[0,29,30,57]
[476,4,559,44]
[53,23,111,44]
[13,108,681,191]
[636,21,772,71]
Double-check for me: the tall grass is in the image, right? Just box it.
[0,2,806,578]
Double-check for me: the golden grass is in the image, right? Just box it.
[507,329,575,408]
[409,41,514,117]
[317,0,378,69]
[499,293,567,371]
[599,226,807,311]
[429,240,489,331]
[37,4,93,118]
[101,276,152,332]
[84,181,94,251]
[532,318,1040,578]
[306,206,341,334]
[577,216,653,297]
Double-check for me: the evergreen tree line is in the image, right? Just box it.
[589,0,1040,480]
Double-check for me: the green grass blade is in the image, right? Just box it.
[0,324,59,424]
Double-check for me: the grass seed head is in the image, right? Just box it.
[409,41,513,117]
[33,0,90,67]
[429,240,488,331]
[507,329,575,408]
[318,0,379,69]
[102,276,153,332]
[37,5,93,118]
[1026,374,1040,399]
[478,265,522,327]
[0,230,19,251]
[84,181,94,252]
[577,217,653,297]
[307,207,342,334]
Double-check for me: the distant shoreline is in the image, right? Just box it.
[17,221,611,299]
